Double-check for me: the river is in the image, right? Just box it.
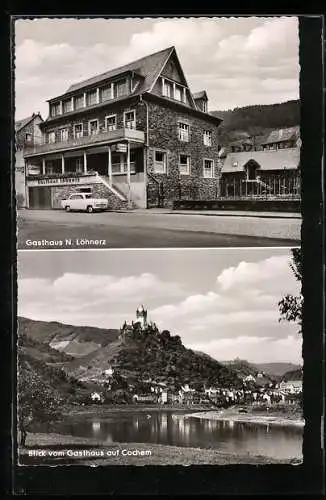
[51,410,303,461]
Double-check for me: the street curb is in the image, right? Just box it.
[109,210,302,220]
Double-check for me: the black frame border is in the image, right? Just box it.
[1,11,324,496]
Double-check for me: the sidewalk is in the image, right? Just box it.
[114,208,301,219]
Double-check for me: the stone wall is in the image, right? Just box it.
[145,100,221,208]
[51,182,132,210]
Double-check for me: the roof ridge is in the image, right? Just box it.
[67,45,175,92]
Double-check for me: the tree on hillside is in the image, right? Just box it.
[278,248,303,334]
[17,355,64,446]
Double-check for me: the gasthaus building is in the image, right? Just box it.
[23,46,222,210]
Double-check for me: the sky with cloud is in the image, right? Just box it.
[14,16,299,120]
[18,248,302,364]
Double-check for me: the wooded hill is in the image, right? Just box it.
[211,99,300,146]
[18,316,243,393]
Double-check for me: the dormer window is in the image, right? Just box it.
[51,102,61,117]
[74,95,84,110]
[163,80,172,98]
[101,85,113,101]
[174,86,182,101]
[87,90,97,106]
[62,99,72,113]
[202,101,207,112]
[115,79,127,98]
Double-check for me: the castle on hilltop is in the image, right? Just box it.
[119,305,158,338]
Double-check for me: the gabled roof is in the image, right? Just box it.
[261,126,300,145]
[15,113,43,132]
[63,46,175,96]
[193,90,208,101]
[222,147,300,173]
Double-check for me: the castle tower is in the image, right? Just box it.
[136,304,148,329]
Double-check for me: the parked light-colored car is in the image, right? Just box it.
[61,193,109,213]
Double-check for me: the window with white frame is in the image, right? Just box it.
[178,122,189,142]
[124,110,136,130]
[60,128,69,142]
[203,130,212,146]
[101,86,112,101]
[203,159,214,178]
[163,80,172,98]
[74,95,84,110]
[74,123,83,139]
[62,99,72,113]
[75,158,83,173]
[174,85,182,101]
[105,115,117,131]
[88,119,98,136]
[154,150,167,174]
[179,154,190,175]
[47,131,56,144]
[51,102,61,117]
[87,90,97,106]
[116,79,127,97]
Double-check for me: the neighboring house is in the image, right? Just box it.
[243,374,256,383]
[133,394,158,403]
[220,126,301,199]
[90,391,104,403]
[15,113,43,207]
[23,46,222,210]
[279,380,303,394]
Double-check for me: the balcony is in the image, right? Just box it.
[24,127,145,157]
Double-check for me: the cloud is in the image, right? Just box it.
[188,334,302,364]
[14,17,299,119]
[18,272,185,325]
[149,254,301,362]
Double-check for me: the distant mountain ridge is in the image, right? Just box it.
[221,358,302,379]
[18,316,120,358]
[211,99,300,146]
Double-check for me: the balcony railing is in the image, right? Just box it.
[24,127,145,157]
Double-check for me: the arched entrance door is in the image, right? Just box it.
[243,159,261,196]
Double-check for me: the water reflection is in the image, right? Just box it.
[53,411,303,460]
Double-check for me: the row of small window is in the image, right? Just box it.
[51,78,129,117]
[154,152,215,178]
[178,122,212,146]
[162,78,186,103]
[46,111,136,144]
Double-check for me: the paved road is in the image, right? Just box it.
[17,210,301,249]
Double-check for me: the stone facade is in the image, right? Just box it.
[15,114,43,207]
[145,99,221,208]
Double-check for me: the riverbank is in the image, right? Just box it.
[63,404,208,417]
[186,408,304,427]
[19,433,301,466]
